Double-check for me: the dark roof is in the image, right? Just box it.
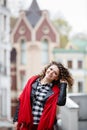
[26,0,42,27]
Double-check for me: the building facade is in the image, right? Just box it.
[53,48,87,93]
[10,0,87,117]
[11,0,60,116]
[0,0,11,122]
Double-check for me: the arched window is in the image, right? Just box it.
[10,48,16,63]
[20,39,27,65]
[41,39,49,64]
[20,72,26,90]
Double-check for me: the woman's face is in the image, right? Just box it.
[45,64,59,82]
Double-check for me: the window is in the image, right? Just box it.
[20,39,27,65]
[10,48,17,63]
[41,39,49,64]
[78,60,83,69]
[19,26,25,34]
[4,0,6,6]
[78,81,83,92]
[42,26,49,34]
[0,0,6,6]
[4,49,6,75]
[0,49,7,75]
[0,88,7,117]
[67,60,72,69]
[20,73,26,89]
[4,15,6,30]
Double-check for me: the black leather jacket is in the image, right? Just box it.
[13,82,67,122]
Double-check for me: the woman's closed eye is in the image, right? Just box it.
[50,68,58,76]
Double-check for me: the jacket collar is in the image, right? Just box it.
[32,78,54,100]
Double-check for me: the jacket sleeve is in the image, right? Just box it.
[57,83,67,106]
[13,101,20,123]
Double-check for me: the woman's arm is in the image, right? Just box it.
[57,82,67,106]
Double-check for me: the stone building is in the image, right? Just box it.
[0,0,11,127]
[10,1,87,130]
[10,0,60,116]
[53,36,87,93]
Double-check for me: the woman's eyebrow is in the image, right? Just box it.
[51,67,59,75]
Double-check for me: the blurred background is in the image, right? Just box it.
[0,0,87,130]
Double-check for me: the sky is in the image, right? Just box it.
[9,0,87,35]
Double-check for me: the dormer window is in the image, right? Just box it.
[19,26,25,34]
[42,26,49,34]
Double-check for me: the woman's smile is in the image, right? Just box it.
[45,65,59,82]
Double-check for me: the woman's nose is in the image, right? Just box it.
[49,70,53,74]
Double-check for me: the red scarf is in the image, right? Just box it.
[17,75,60,130]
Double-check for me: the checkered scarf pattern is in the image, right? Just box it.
[32,79,52,124]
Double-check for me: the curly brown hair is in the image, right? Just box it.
[39,61,74,88]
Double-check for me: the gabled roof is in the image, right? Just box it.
[26,0,42,27]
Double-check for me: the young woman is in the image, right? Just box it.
[13,61,73,130]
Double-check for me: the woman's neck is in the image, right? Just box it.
[40,77,51,84]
